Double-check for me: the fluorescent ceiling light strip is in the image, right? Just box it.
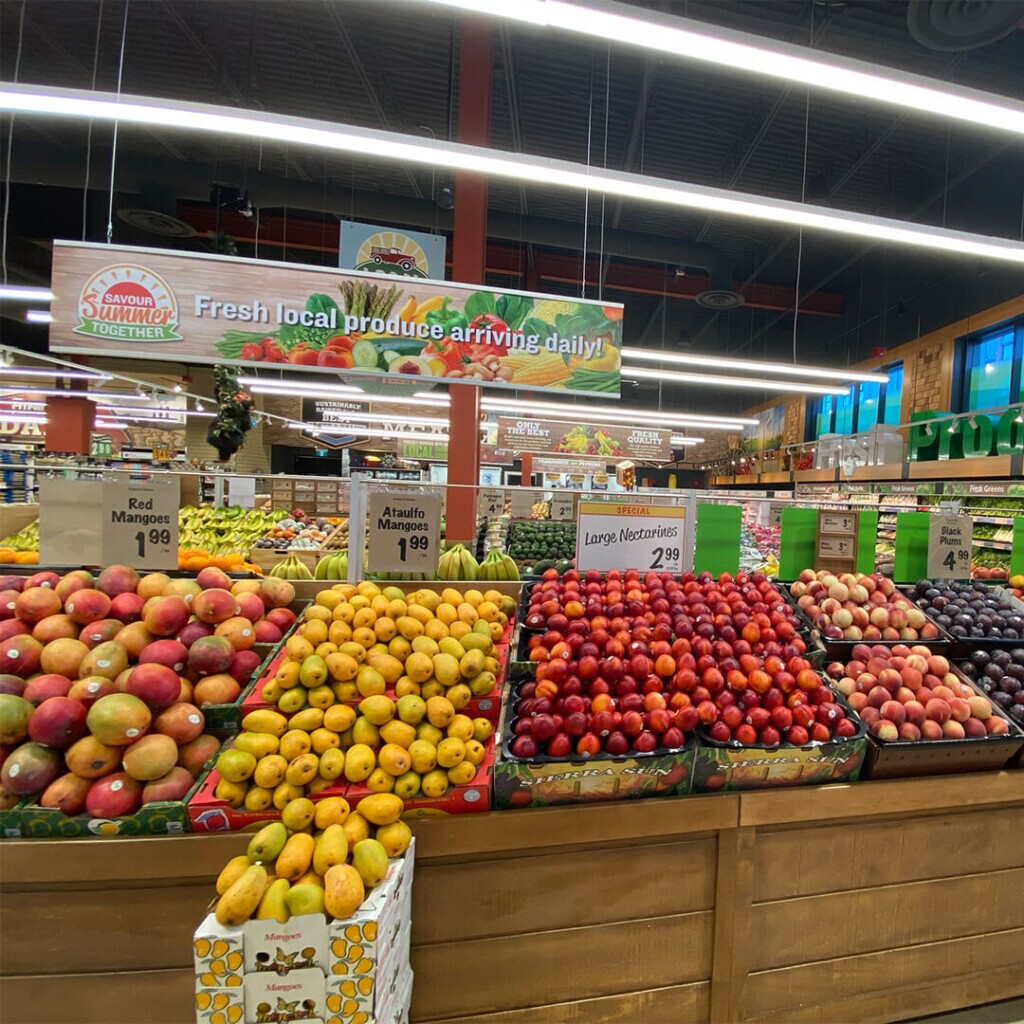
[24,311,54,324]
[474,395,757,427]
[309,411,456,428]
[623,365,848,394]
[95,420,129,429]
[248,383,449,410]
[0,388,155,401]
[0,285,54,302]
[2,367,110,381]
[422,0,1024,137]
[302,424,453,442]
[237,375,363,394]
[3,83,1023,264]
[0,414,46,425]
[621,348,887,384]
[670,437,703,445]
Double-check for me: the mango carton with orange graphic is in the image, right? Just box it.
[243,967,326,1023]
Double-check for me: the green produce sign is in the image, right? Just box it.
[51,241,623,397]
[908,408,1024,461]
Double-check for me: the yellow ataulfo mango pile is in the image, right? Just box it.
[213,792,409,926]
[259,582,516,713]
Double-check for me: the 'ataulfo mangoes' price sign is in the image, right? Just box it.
[928,514,973,579]
[101,477,180,568]
[576,501,687,574]
[367,491,441,574]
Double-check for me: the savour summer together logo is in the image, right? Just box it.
[74,264,181,342]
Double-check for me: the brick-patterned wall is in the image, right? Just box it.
[903,344,951,420]
[783,395,805,445]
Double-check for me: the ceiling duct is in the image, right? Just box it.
[906,0,1024,51]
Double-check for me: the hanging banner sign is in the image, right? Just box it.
[532,455,608,475]
[51,242,623,396]
[496,418,670,461]
[576,501,687,574]
[339,221,447,280]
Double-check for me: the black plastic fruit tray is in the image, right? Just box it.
[858,665,1024,780]
[782,589,953,660]
[908,586,1024,656]
[500,675,694,763]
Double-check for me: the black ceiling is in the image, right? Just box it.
[1,0,1023,415]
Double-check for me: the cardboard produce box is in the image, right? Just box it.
[194,844,414,1024]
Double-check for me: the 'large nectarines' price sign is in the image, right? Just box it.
[576,501,687,574]
[101,477,180,569]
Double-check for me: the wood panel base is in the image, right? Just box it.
[1,773,1021,1024]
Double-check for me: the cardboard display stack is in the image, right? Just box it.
[193,841,415,1024]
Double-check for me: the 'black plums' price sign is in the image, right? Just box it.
[367,491,442,575]
[928,514,973,579]
[102,478,179,569]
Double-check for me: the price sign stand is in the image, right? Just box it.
[693,503,741,577]
[102,476,180,569]
[366,488,442,576]
[476,487,505,519]
[1011,518,1024,579]
[549,492,577,522]
[778,507,818,580]
[815,508,859,574]
[39,477,105,566]
[576,498,693,574]
[893,512,930,584]
[928,514,973,580]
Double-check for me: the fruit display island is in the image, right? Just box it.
[0,561,1021,1024]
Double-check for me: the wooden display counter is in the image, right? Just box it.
[2,772,1022,1024]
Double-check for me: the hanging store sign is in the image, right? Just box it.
[532,455,608,475]
[339,221,447,280]
[51,242,623,396]
[496,417,671,461]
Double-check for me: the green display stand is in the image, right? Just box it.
[893,512,930,583]
[1011,518,1024,579]
[694,503,741,577]
[778,507,818,580]
[856,510,879,575]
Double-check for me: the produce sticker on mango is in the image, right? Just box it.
[51,241,623,396]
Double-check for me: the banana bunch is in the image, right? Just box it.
[437,543,479,581]
[269,553,314,580]
[0,519,39,552]
[369,569,432,581]
[214,794,410,926]
[476,548,520,581]
[314,550,349,580]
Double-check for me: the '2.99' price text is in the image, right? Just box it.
[650,546,680,570]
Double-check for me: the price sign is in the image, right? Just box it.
[818,535,855,557]
[102,477,179,568]
[477,487,505,518]
[819,512,856,533]
[550,492,577,521]
[39,478,104,565]
[367,491,441,575]
[510,489,542,518]
[576,501,687,573]
[928,514,973,579]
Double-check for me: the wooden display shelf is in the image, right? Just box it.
[1,774,1022,1024]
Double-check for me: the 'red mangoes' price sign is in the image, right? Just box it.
[576,501,687,574]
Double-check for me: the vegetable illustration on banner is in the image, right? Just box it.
[51,242,623,396]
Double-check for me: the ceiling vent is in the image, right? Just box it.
[696,289,744,309]
[907,0,1024,51]
[116,207,197,237]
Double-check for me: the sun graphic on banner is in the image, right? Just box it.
[355,232,429,277]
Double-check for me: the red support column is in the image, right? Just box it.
[44,397,95,454]
[446,17,492,545]
[520,453,533,486]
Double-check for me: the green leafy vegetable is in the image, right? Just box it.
[464,291,497,319]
